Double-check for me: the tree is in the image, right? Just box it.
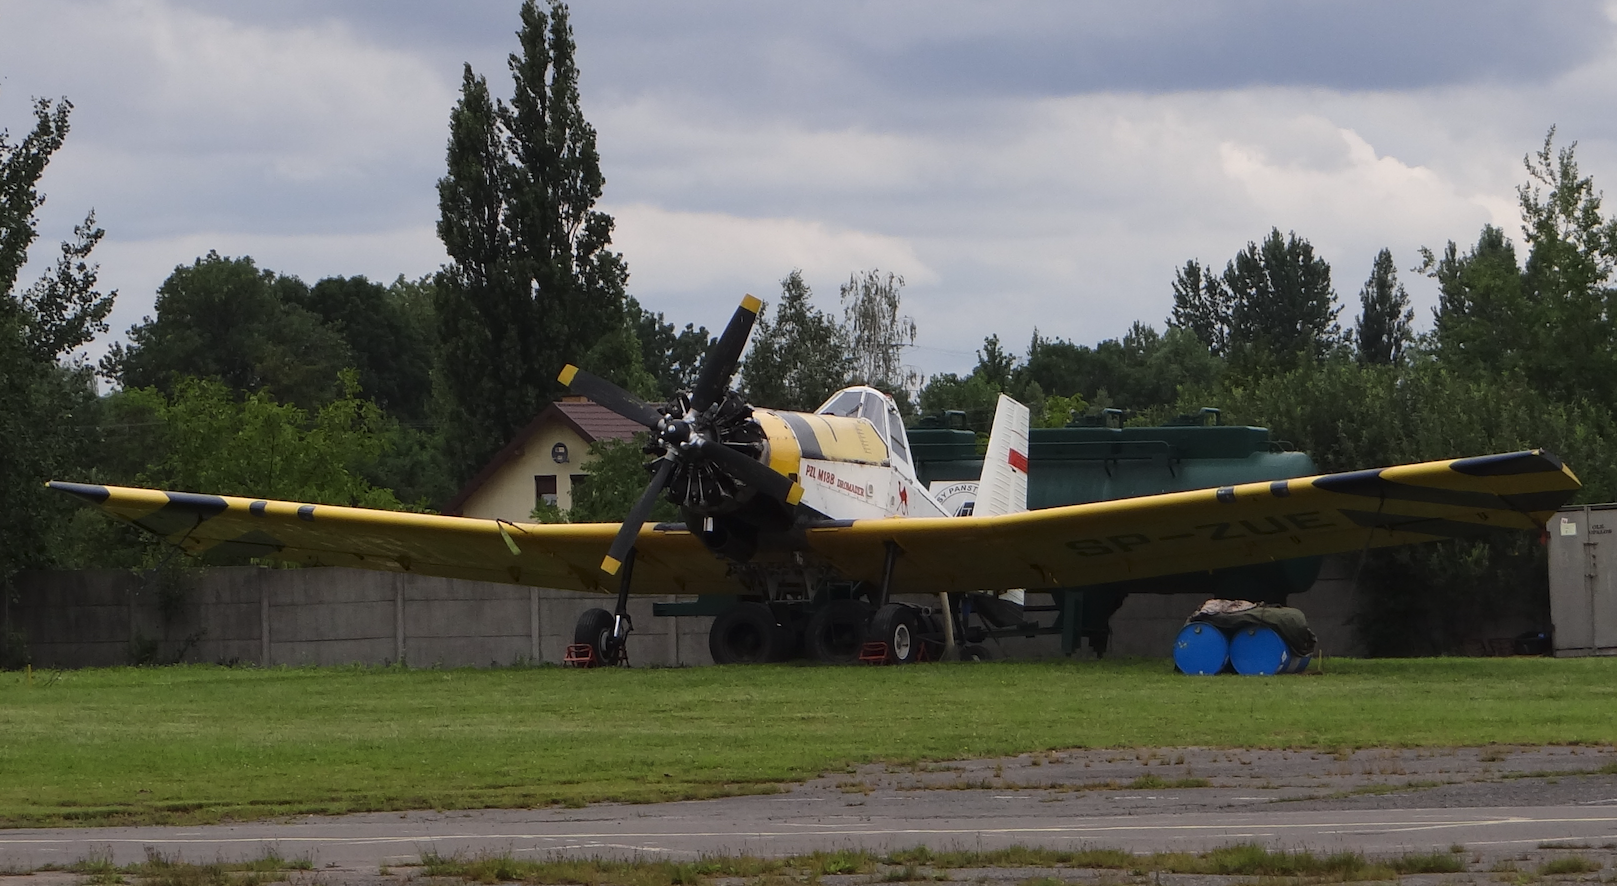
[1424,225,1528,376]
[1354,248,1413,365]
[1168,259,1232,357]
[101,373,404,512]
[973,334,1016,391]
[435,0,629,482]
[626,295,710,399]
[291,275,436,420]
[1425,129,1617,403]
[1224,228,1342,372]
[0,96,115,594]
[841,269,917,406]
[104,253,351,409]
[740,270,850,411]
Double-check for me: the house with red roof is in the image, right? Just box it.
[443,397,644,522]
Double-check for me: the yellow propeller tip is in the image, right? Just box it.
[741,293,762,314]
[601,555,621,575]
[786,483,804,506]
[558,364,579,385]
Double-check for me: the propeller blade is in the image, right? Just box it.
[601,458,677,575]
[690,294,762,412]
[701,440,804,507]
[559,365,662,428]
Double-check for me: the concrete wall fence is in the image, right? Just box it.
[5,567,716,670]
[3,559,1373,669]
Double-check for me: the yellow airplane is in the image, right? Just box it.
[51,296,1582,666]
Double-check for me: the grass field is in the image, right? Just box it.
[2,657,1615,827]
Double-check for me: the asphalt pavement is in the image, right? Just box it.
[3,745,1616,877]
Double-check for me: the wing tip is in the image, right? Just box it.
[601,555,621,575]
[46,480,111,504]
[741,293,762,314]
[558,364,579,386]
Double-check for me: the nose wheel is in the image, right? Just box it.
[566,550,638,667]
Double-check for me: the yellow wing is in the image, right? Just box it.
[803,450,1581,593]
[47,482,735,595]
[51,449,1579,597]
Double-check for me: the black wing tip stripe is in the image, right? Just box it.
[1270,480,1290,498]
[46,481,111,503]
[164,491,230,517]
[297,505,316,521]
[1215,487,1236,503]
[1310,469,1385,496]
[1451,450,1564,477]
[250,501,268,516]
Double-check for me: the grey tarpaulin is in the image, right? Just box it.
[1187,599,1318,657]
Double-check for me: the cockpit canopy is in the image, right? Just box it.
[815,386,912,469]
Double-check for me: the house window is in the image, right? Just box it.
[570,474,590,503]
[535,474,558,507]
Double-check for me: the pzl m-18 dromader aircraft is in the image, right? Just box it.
[52,296,1582,665]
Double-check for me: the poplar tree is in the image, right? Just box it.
[1354,248,1414,366]
[435,0,628,480]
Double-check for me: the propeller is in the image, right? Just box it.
[559,294,804,577]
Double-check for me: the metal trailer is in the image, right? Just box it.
[1547,504,1617,657]
[650,412,1323,660]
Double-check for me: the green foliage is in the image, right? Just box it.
[1189,354,1617,654]
[0,95,113,593]
[106,373,404,510]
[1172,229,1342,378]
[917,371,1002,430]
[434,0,629,482]
[1353,248,1413,365]
[627,295,711,400]
[1424,224,1529,376]
[579,318,659,400]
[1168,258,1231,357]
[104,253,351,409]
[922,325,1217,429]
[741,270,851,411]
[290,274,436,420]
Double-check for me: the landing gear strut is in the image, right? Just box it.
[566,549,637,667]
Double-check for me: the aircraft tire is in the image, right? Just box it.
[869,603,921,664]
[804,599,872,664]
[574,608,615,661]
[709,602,784,664]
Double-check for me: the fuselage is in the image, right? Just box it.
[753,386,948,522]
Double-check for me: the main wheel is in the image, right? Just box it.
[869,603,921,664]
[574,608,615,661]
[709,602,785,664]
[804,599,872,664]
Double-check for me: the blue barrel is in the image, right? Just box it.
[1228,625,1310,675]
[1173,622,1229,675]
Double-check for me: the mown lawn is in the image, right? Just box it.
[1,657,1613,827]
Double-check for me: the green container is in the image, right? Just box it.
[908,420,1322,605]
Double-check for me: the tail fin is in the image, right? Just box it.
[975,394,1030,608]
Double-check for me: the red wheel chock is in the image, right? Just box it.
[858,641,890,664]
[564,643,628,668]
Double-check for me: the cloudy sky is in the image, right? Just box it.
[3,0,1616,377]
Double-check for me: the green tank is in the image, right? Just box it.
[908,413,1321,654]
